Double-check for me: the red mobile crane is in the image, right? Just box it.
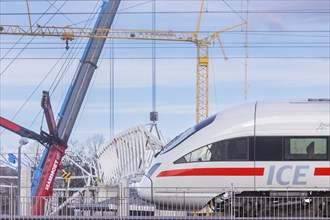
[0,0,120,215]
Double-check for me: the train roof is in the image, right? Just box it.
[160,98,329,158]
[207,98,330,142]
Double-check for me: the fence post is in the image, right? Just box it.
[118,178,129,216]
[231,183,234,220]
[10,183,13,220]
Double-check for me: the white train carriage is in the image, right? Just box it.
[137,99,330,211]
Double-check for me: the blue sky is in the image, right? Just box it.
[0,0,329,152]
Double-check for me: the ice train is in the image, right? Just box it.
[137,99,330,212]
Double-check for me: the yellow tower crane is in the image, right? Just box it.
[0,0,245,123]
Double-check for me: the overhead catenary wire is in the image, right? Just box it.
[151,0,156,116]
[0,1,61,75]
[244,0,249,102]
[28,1,102,132]
[2,56,328,60]
[0,0,71,135]
[0,0,102,132]
[1,10,329,15]
[1,45,328,50]
[0,0,328,135]
[1,0,329,2]
[222,0,247,22]
[0,41,328,45]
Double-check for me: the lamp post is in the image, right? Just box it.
[18,137,28,215]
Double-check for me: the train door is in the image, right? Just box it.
[254,136,283,191]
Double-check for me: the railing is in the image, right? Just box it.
[97,125,164,185]
[1,185,330,219]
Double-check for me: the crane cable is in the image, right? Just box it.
[0,0,70,136]
[31,0,102,131]
[1,0,101,136]
[244,0,249,102]
[70,0,118,140]
[0,1,59,75]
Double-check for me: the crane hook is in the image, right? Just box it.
[65,39,70,51]
[61,36,74,51]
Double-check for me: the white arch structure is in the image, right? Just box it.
[97,125,164,185]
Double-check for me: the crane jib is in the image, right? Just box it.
[56,0,120,143]
[45,159,59,191]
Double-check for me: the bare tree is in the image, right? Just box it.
[85,133,105,159]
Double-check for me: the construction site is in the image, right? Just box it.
[0,0,329,219]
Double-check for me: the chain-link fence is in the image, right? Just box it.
[1,185,330,219]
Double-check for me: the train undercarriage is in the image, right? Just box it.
[210,191,330,217]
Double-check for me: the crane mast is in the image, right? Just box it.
[0,0,120,215]
[56,0,120,143]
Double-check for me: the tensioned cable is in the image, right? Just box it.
[50,0,150,98]
[3,56,327,60]
[2,0,98,131]
[0,1,59,75]
[120,0,151,11]
[0,41,328,45]
[0,0,70,135]
[222,0,246,22]
[48,1,101,95]
[28,1,103,130]
[1,45,329,50]
[61,1,151,31]
[0,0,100,77]
[1,10,329,15]
[46,0,77,25]
[1,0,328,131]
[244,0,249,102]
[70,0,160,140]
[108,0,124,139]
[152,0,156,115]
[208,0,248,110]
[70,0,130,140]
[69,5,111,141]
[1,0,329,2]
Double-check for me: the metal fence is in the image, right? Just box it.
[1,185,330,219]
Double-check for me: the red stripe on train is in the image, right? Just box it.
[157,167,265,177]
[314,168,330,176]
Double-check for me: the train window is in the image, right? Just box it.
[174,137,248,164]
[227,138,248,160]
[162,114,217,154]
[184,145,212,162]
[284,137,328,160]
[256,137,282,161]
[209,141,225,161]
[208,138,248,161]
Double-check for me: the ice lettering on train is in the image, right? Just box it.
[267,165,309,185]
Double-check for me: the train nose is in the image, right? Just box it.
[137,176,153,200]
[137,163,161,200]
